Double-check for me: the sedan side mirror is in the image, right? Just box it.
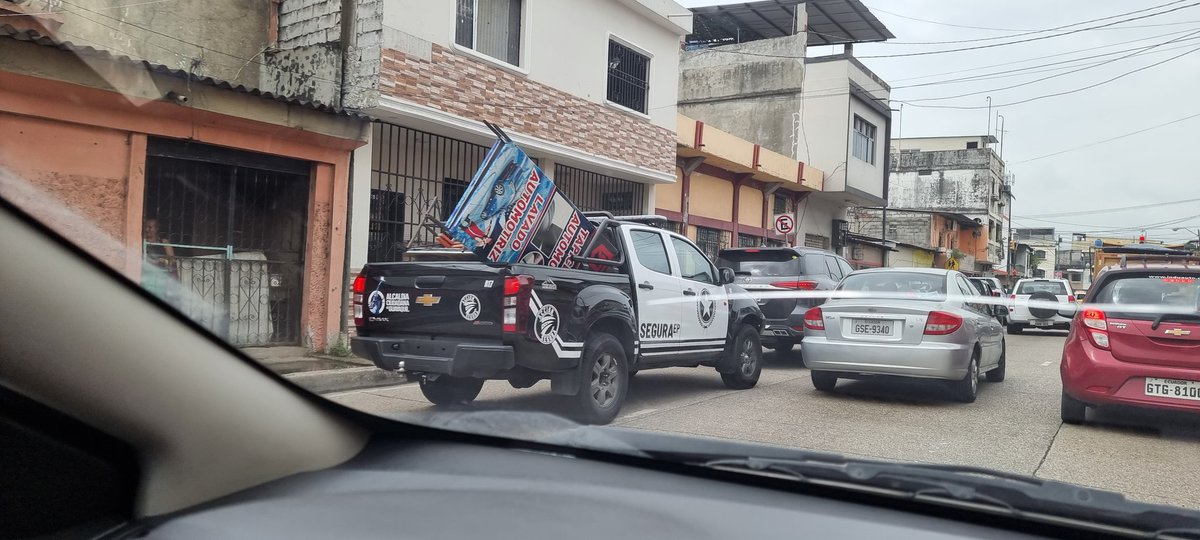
[719,267,736,286]
[993,305,1009,317]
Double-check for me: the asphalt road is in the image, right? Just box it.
[328,331,1200,510]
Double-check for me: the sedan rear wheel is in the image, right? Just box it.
[1061,391,1088,425]
[985,342,1006,383]
[948,354,979,403]
[811,370,837,392]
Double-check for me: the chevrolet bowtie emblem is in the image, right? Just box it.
[1164,328,1192,337]
[415,294,441,307]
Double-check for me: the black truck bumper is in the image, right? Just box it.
[352,336,516,378]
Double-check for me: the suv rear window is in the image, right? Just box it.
[718,249,804,277]
[1092,273,1200,319]
[1016,280,1068,295]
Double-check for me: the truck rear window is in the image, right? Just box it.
[1016,281,1068,295]
[1092,274,1200,318]
[717,250,804,277]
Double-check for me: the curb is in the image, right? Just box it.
[284,366,410,394]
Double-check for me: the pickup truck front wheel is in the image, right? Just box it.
[570,332,628,425]
[721,325,762,390]
[419,376,485,406]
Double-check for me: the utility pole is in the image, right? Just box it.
[986,96,992,144]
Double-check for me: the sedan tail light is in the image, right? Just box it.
[803,307,824,330]
[924,311,963,335]
[1081,308,1110,349]
[772,280,819,290]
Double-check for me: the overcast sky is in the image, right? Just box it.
[679,0,1200,244]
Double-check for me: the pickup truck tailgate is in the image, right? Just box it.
[357,262,506,339]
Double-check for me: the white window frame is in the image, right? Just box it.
[852,115,877,164]
[604,33,653,120]
[450,0,530,75]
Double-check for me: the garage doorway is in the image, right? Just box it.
[143,138,310,346]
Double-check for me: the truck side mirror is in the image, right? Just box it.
[719,267,736,285]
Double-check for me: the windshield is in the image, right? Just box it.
[839,272,947,298]
[5,0,1200,533]
[1016,281,1069,295]
[718,250,805,276]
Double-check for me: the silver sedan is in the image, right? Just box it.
[801,268,1008,403]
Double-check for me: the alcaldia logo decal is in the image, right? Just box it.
[697,288,715,328]
[640,323,682,339]
[459,293,481,321]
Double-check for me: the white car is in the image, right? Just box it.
[1007,278,1075,334]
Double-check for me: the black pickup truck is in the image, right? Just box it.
[351,216,765,424]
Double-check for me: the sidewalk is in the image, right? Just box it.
[242,346,408,394]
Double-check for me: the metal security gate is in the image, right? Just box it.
[369,122,489,262]
[143,138,310,346]
[553,164,646,214]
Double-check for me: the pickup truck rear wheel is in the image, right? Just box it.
[419,376,485,406]
[570,332,628,425]
[721,325,762,390]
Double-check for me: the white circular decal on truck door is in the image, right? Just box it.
[535,304,560,344]
[459,294,481,321]
[697,288,715,328]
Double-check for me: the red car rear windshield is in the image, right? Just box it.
[1092,272,1200,319]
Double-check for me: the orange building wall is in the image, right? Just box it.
[738,185,763,228]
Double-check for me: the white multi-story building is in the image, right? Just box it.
[346,0,693,268]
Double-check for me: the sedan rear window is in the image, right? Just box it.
[1016,281,1068,295]
[717,250,804,277]
[1092,274,1200,318]
[838,272,946,299]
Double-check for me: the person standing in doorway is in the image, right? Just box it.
[142,217,177,302]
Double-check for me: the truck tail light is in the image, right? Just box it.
[924,311,963,335]
[1082,308,1110,349]
[803,307,824,330]
[1067,294,1075,303]
[772,280,819,290]
[352,273,366,326]
[503,275,535,334]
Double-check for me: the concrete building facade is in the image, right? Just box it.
[0,2,369,351]
[346,0,693,270]
[890,135,1012,274]
[677,0,893,255]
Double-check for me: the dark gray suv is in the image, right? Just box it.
[717,247,853,355]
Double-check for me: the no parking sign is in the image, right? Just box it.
[773,214,795,235]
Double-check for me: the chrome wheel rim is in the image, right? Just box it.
[739,337,758,377]
[591,353,619,408]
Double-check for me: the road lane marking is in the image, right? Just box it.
[1042,361,1053,366]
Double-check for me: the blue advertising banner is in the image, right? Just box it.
[444,140,614,268]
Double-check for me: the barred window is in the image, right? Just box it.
[738,233,761,247]
[607,40,650,114]
[804,233,829,250]
[695,226,731,260]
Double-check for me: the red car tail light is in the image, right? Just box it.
[1082,308,1110,349]
[772,280,819,290]
[502,275,535,333]
[924,311,963,335]
[803,307,824,330]
[352,273,366,326]
[1067,294,1075,302]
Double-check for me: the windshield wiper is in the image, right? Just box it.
[671,453,1200,534]
[1151,312,1200,330]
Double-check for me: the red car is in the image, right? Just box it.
[1060,262,1200,424]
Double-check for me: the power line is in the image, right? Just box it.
[1010,112,1200,164]
[902,43,1200,110]
[857,1,1200,59]
[1017,198,1200,219]
[901,29,1200,102]
[889,28,1200,83]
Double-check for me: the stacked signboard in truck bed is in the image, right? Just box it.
[351,124,766,424]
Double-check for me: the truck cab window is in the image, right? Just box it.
[671,237,715,284]
[630,230,671,275]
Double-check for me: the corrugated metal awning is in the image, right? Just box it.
[686,0,894,48]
